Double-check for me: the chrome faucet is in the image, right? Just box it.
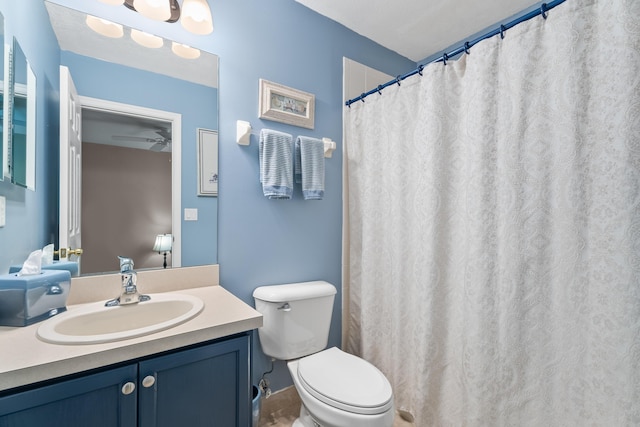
[105,256,151,307]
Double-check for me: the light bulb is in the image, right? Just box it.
[86,15,124,38]
[181,0,213,35]
[131,29,164,48]
[133,0,171,21]
[171,42,201,59]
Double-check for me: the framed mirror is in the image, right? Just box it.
[46,1,219,275]
[0,12,5,181]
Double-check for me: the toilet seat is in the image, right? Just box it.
[296,347,393,416]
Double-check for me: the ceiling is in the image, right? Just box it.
[82,109,172,152]
[295,0,541,62]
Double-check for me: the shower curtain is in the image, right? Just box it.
[343,0,639,425]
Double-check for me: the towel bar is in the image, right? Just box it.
[236,120,336,158]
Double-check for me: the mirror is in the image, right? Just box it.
[45,1,219,275]
[0,12,4,180]
[9,38,36,189]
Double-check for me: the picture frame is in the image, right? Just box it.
[197,128,218,197]
[259,79,315,129]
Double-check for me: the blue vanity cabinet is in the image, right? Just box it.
[138,334,251,427]
[0,334,251,427]
[0,364,138,427]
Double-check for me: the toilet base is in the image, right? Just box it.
[293,404,318,427]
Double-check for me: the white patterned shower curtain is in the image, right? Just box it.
[343,1,639,425]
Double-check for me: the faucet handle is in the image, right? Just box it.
[118,256,135,273]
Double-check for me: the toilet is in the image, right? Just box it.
[253,281,394,427]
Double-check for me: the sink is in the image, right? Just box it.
[37,293,204,345]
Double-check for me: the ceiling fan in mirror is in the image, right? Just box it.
[112,128,172,152]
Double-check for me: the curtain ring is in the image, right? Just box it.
[418,64,424,76]
[360,94,366,103]
[464,42,471,55]
[540,3,548,19]
[377,85,383,95]
[396,76,402,86]
[500,25,506,39]
[442,52,448,66]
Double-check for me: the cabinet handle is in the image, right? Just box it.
[121,381,136,395]
[142,375,156,388]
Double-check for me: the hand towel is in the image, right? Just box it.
[259,129,293,199]
[295,136,325,200]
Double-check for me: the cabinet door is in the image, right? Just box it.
[138,335,250,427]
[0,364,137,427]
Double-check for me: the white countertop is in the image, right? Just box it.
[0,267,262,392]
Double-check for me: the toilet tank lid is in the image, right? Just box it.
[253,281,336,302]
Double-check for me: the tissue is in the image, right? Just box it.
[18,249,43,276]
[42,244,54,266]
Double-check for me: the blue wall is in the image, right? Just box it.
[211,0,414,390]
[0,0,414,391]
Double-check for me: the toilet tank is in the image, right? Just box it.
[253,281,337,360]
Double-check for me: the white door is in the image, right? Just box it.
[59,66,83,267]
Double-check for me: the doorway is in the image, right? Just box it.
[77,97,182,274]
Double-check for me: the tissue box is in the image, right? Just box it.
[8,260,79,276]
[0,270,71,327]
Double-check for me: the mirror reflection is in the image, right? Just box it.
[0,12,4,180]
[45,1,219,275]
[10,38,36,189]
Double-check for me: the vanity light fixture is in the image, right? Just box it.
[85,15,124,38]
[153,233,172,269]
[120,0,213,35]
[171,42,201,59]
[131,29,164,48]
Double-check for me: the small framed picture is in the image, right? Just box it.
[197,128,218,196]
[259,79,315,129]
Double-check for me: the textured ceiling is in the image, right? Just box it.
[296,0,541,62]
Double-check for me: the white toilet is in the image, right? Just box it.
[253,281,394,427]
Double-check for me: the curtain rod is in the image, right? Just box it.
[345,0,567,107]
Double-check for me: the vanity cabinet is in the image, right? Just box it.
[0,334,250,427]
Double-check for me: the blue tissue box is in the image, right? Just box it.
[9,260,79,277]
[0,270,71,327]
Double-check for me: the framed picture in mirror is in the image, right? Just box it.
[197,128,218,197]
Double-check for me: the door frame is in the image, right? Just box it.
[79,96,182,268]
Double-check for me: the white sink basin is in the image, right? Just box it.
[37,293,204,345]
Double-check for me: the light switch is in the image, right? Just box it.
[0,196,5,227]
[184,208,198,221]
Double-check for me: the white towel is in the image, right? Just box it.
[295,136,325,200]
[259,129,293,199]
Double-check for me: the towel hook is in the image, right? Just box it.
[442,52,449,66]
[540,3,548,19]
[500,24,506,39]
[464,41,471,55]
[395,75,402,86]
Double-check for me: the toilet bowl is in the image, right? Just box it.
[253,281,395,427]
[288,347,394,427]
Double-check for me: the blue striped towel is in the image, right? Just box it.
[295,136,325,200]
[259,129,293,199]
